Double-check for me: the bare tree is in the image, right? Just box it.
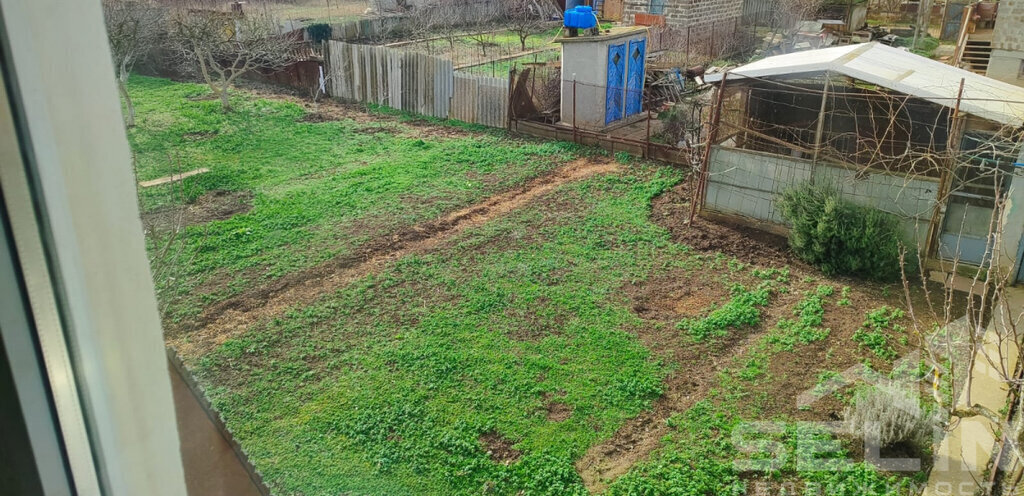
[901,190,1024,466]
[871,0,906,23]
[503,0,545,52]
[136,153,203,319]
[103,0,164,127]
[167,2,299,111]
[758,0,822,54]
[467,29,497,59]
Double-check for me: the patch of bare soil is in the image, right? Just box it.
[754,282,926,421]
[575,179,949,491]
[575,329,765,492]
[479,431,521,464]
[651,180,797,268]
[143,190,253,232]
[168,158,620,359]
[624,273,731,321]
[546,401,573,422]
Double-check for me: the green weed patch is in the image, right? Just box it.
[852,306,906,360]
[677,284,772,342]
[768,284,833,350]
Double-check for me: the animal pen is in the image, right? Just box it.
[698,42,1024,280]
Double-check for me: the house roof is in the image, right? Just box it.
[704,42,1024,127]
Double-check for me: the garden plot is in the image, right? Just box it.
[393,26,562,69]
[135,77,948,495]
[461,50,562,78]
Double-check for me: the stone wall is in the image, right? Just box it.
[623,0,742,30]
[986,49,1024,85]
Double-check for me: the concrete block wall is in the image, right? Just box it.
[993,0,1024,52]
[987,49,1024,85]
[623,0,742,30]
[705,147,939,245]
[988,0,1024,86]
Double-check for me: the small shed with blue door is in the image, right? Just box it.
[556,27,648,132]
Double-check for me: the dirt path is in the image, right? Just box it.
[169,157,619,359]
[574,328,766,493]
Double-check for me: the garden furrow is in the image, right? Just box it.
[170,157,620,359]
[574,328,767,493]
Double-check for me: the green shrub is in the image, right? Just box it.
[777,183,905,281]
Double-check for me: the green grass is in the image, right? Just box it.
[894,35,941,58]
[607,310,925,496]
[195,163,695,495]
[460,49,561,77]
[128,75,577,322]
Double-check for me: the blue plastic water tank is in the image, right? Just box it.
[564,6,597,30]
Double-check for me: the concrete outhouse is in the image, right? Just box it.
[557,27,648,131]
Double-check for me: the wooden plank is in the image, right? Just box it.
[138,168,210,188]
[389,49,400,108]
[416,53,426,115]
[376,46,387,105]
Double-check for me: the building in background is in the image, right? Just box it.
[987,0,1024,86]
[622,0,743,35]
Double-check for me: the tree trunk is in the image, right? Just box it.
[118,78,136,127]
[520,34,527,52]
[219,85,231,111]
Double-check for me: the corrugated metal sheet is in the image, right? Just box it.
[325,41,506,127]
[704,42,1024,126]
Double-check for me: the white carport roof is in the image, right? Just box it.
[704,42,1024,127]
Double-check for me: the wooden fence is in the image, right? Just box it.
[451,73,508,128]
[325,41,508,128]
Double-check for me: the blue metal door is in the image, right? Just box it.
[605,43,625,124]
[625,38,646,117]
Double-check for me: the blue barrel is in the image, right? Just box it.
[564,6,597,29]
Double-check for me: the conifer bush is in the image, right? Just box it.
[777,183,905,281]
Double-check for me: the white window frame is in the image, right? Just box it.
[0,0,187,494]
